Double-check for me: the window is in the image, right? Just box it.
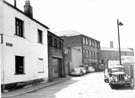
[86,50,89,58]
[95,41,97,48]
[83,37,86,45]
[93,51,95,59]
[93,40,95,47]
[54,38,58,48]
[97,43,100,49]
[15,18,24,37]
[92,40,94,47]
[37,58,44,73]
[59,41,62,50]
[38,29,43,43]
[86,38,88,45]
[89,39,91,46]
[91,51,93,59]
[15,56,24,75]
[83,49,86,58]
[48,35,52,46]
[89,51,91,58]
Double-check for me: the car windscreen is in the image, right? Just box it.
[111,67,125,72]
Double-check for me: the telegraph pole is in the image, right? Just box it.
[117,19,123,65]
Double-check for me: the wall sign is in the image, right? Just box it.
[6,42,13,47]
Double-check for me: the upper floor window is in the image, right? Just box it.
[15,18,24,37]
[89,39,91,46]
[48,35,53,46]
[59,41,62,50]
[54,38,58,48]
[94,41,97,48]
[92,40,94,47]
[38,29,43,44]
[83,37,86,45]
[86,38,89,46]
[97,42,100,49]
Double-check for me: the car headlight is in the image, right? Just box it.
[114,76,118,82]
[124,75,131,81]
[111,76,118,82]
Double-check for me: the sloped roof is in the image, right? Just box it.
[101,47,134,52]
[55,30,81,36]
[3,0,49,29]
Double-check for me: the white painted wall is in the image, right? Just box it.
[70,46,82,71]
[0,0,4,85]
[0,0,3,34]
[1,2,48,84]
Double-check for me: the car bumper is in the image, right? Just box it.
[110,81,132,85]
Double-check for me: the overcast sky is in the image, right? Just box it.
[7,0,135,48]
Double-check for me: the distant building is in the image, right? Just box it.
[101,47,134,67]
[56,30,101,70]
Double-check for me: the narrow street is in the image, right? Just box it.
[10,72,135,98]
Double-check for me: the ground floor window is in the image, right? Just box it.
[15,56,24,75]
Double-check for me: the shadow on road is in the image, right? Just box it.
[25,79,79,98]
[111,85,134,90]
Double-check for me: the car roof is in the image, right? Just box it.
[108,64,124,69]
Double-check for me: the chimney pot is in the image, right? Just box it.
[14,0,16,7]
[24,0,33,18]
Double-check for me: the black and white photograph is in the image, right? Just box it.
[1,0,135,98]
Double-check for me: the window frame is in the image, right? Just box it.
[54,38,58,48]
[15,17,24,37]
[59,41,62,50]
[15,56,25,75]
[38,29,43,44]
[48,35,53,46]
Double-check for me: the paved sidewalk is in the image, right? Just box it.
[2,77,71,98]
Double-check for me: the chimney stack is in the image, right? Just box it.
[24,0,33,18]
[110,41,113,48]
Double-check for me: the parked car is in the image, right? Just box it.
[81,64,89,73]
[87,66,95,73]
[71,68,83,76]
[79,67,87,74]
[71,67,86,76]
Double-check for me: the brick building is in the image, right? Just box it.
[56,30,101,70]
[101,47,134,67]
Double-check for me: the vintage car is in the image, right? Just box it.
[104,65,133,89]
[87,66,95,73]
[71,67,86,76]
